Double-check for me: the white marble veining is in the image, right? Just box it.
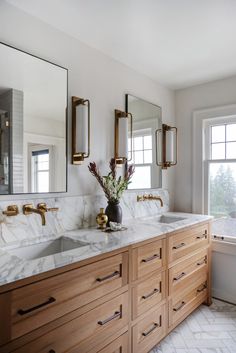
[0,210,212,287]
[0,189,169,246]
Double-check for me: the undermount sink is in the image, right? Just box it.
[153,215,186,224]
[7,236,90,260]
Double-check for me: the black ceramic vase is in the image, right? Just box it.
[105,201,122,225]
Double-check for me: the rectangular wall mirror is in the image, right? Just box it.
[0,42,67,194]
[125,94,162,190]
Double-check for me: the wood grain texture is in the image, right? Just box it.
[0,221,212,353]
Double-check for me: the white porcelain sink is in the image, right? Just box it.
[156,215,186,224]
[7,236,90,260]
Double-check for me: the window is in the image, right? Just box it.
[128,129,152,189]
[205,120,236,241]
[31,149,50,193]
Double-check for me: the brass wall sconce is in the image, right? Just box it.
[114,109,133,164]
[156,124,177,169]
[72,96,90,165]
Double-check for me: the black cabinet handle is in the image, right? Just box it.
[49,350,56,353]
[142,253,160,263]
[98,311,121,326]
[173,301,186,312]
[18,297,56,316]
[197,284,207,293]
[142,288,159,300]
[173,242,185,250]
[196,234,207,239]
[142,323,160,337]
[173,272,186,281]
[96,270,120,282]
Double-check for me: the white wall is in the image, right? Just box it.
[175,75,236,212]
[0,1,176,206]
[175,75,236,304]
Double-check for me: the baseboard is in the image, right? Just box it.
[212,288,236,305]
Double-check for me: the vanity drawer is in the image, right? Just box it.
[2,252,128,342]
[168,223,209,264]
[132,303,166,353]
[169,248,208,296]
[169,278,208,328]
[94,332,128,353]
[132,239,165,280]
[12,292,129,353]
[132,271,165,319]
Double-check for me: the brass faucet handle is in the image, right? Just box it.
[137,195,144,202]
[37,203,47,212]
[23,204,34,215]
[2,205,19,217]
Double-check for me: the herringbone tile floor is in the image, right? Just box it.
[150,299,236,353]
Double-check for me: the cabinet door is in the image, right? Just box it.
[132,239,165,280]
[96,332,128,353]
[132,303,166,353]
[169,279,207,328]
[168,223,209,264]
[169,248,208,296]
[132,271,165,319]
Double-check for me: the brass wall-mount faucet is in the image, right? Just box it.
[137,194,164,207]
[23,203,59,226]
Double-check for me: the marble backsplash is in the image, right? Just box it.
[0,189,169,246]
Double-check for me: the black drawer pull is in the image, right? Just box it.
[142,253,160,263]
[142,288,159,300]
[98,310,121,326]
[49,350,56,353]
[18,297,56,316]
[173,242,185,250]
[173,272,186,281]
[197,284,207,293]
[196,234,207,240]
[173,301,186,312]
[142,322,160,337]
[197,257,207,266]
[96,270,120,282]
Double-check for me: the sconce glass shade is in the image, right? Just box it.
[72,96,90,165]
[166,129,174,163]
[118,117,128,159]
[156,124,177,169]
[114,109,133,164]
[75,104,88,154]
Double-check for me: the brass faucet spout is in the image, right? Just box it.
[137,194,163,207]
[23,204,46,226]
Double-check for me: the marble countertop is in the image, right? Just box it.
[0,212,212,287]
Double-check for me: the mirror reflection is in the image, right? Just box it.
[126,94,162,189]
[0,43,67,194]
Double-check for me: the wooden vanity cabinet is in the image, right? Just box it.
[0,221,211,353]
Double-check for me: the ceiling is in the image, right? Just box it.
[6,0,236,89]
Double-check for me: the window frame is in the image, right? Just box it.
[128,128,153,189]
[204,117,236,243]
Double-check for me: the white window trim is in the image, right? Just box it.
[192,103,236,214]
[28,144,55,193]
